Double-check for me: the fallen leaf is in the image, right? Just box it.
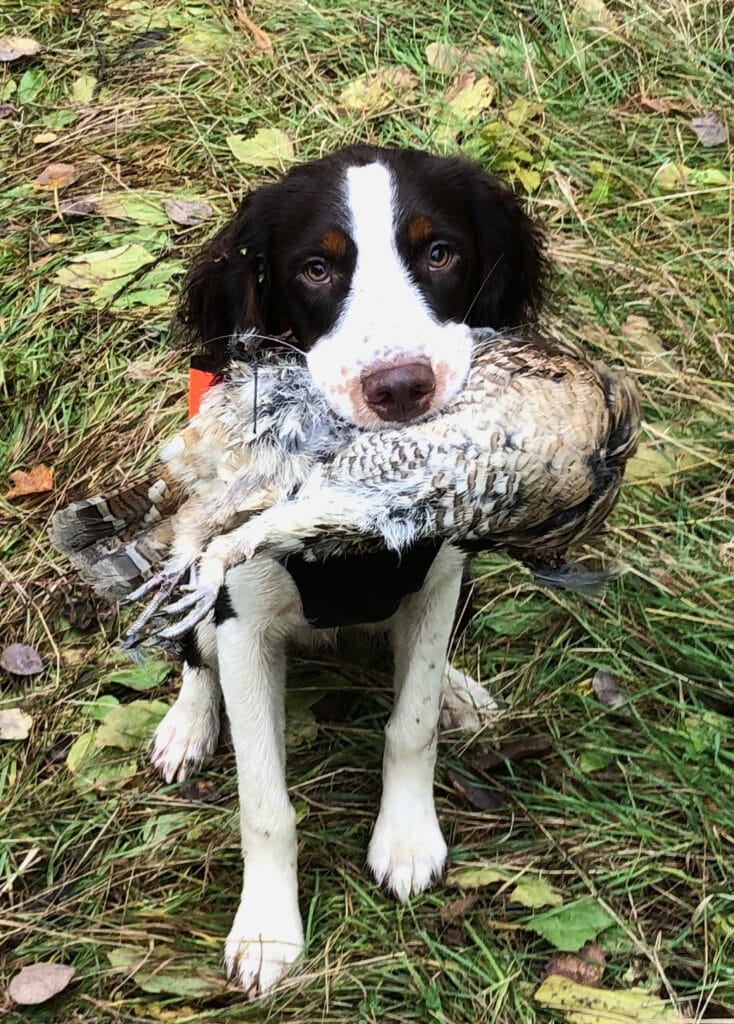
[506,97,544,127]
[511,877,564,909]
[233,5,274,55]
[572,0,620,34]
[446,865,511,889]
[577,748,615,773]
[0,102,16,117]
[34,162,79,190]
[0,643,44,675]
[591,670,632,717]
[58,198,97,216]
[59,192,169,225]
[445,73,495,120]
[33,131,58,144]
[162,197,213,226]
[544,943,606,987]
[0,709,33,740]
[447,769,504,810]
[534,974,682,1023]
[81,695,119,721]
[227,127,294,169]
[178,779,218,802]
[620,314,675,373]
[440,893,479,923]
[66,731,138,791]
[5,464,54,498]
[102,659,170,691]
[475,735,552,771]
[425,42,465,74]
[106,947,223,997]
[0,36,41,62]
[95,699,169,751]
[625,443,694,485]
[8,963,75,1005]
[652,161,691,191]
[338,67,418,114]
[527,898,616,952]
[71,74,97,104]
[640,95,672,115]
[18,67,45,104]
[688,111,728,147]
[54,243,155,290]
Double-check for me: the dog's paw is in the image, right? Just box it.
[368,804,447,902]
[150,699,220,783]
[440,664,499,732]
[224,897,304,999]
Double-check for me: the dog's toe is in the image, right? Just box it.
[224,899,303,999]
[368,807,447,902]
[150,699,220,783]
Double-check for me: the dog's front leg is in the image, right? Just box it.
[368,544,464,901]
[215,559,305,999]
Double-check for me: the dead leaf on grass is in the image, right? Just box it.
[8,963,75,1005]
[534,973,682,1022]
[70,74,97,104]
[33,131,58,144]
[0,102,16,117]
[338,67,418,113]
[163,197,213,226]
[446,865,511,889]
[688,111,728,147]
[34,162,79,190]
[5,463,54,498]
[54,243,155,290]
[95,699,169,751]
[447,769,504,810]
[511,877,564,909]
[440,893,479,923]
[620,314,674,373]
[475,735,552,771]
[426,42,465,74]
[0,643,44,676]
[0,709,33,740]
[445,73,495,120]
[572,0,620,34]
[227,127,294,169]
[233,4,274,55]
[0,36,41,62]
[591,670,632,717]
[544,943,606,987]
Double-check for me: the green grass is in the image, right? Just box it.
[1,0,732,1020]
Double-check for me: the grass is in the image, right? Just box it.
[1,0,732,1020]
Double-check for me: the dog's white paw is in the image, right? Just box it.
[150,698,220,783]
[368,804,447,902]
[440,664,499,732]
[225,895,304,999]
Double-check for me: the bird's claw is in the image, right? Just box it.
[122,561,193,649]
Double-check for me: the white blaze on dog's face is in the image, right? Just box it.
[305,163,474,428]
[182,145,546,429]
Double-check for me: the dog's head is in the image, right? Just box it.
[180,145,547,428]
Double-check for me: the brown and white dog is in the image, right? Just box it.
[156,145,547,997]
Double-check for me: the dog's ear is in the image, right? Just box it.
[462,167,548,329]
[176,194,274,370]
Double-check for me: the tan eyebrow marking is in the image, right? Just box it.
[405,215,433,247]
[320,229,348,259]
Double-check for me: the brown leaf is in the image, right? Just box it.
[640,95,672,114]
[178,779,219,803]
[689,111,728,147]
[162,198,214,226]
[474,735,552,772]
[447,769,504,810]
[58,197,98,216]
[233,4,274,55]
[8,962,76,1005]
[591,670,632,717]
[0,102,16,118]
[5,463,54,498]
[34,163,79,190]
[440,893,479,923]
[0,35,41,62]
[0,709,33,740]
[544,943,606,987]
[0,644,44,676]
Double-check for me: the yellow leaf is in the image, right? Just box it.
[446,865,511,888]
[0,709,33,740]
[71,74,97,104]
[535,975,682,1023]
[652,161,692,191]
[54,243,155,289]
[445,73,495,120]
[620,315,675,373]
[510,877,564,909]
[338,67,418,113]
[33,131,57,144]
[425,42,464,74]
[625,443,696,485]
[226,128,294,169]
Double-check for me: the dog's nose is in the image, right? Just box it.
[361,361,436,422]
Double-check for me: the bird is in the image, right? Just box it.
[49,327,641,647]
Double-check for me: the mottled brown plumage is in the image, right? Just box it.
[49,329,640,645]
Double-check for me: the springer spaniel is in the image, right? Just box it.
[158,145,546,997]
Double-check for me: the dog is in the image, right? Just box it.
[155,145,547,997]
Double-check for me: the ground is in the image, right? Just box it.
[1,1,732,1021]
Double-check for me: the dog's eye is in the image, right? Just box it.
[427,243,454,271]
[302,259,331,284]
